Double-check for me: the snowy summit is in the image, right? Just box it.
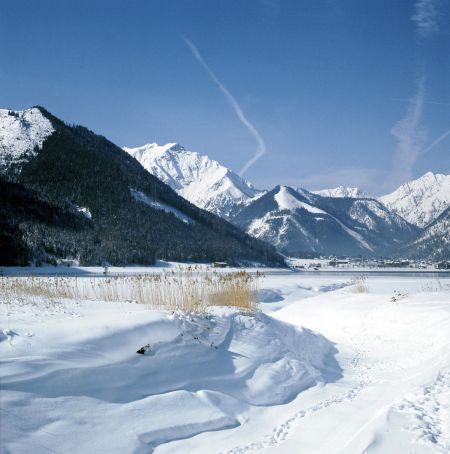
[380,172,450,228]
[313,186,371,199]
[124,143,262,218]
[0,107,54,172]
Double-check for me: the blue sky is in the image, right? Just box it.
[1,0,449,194]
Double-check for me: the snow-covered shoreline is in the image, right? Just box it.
[1,262,449,278]
[1,272,449,453]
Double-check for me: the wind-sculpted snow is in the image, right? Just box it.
[2,272,450,452]
[0,301,339,453]
[0,108,54,172]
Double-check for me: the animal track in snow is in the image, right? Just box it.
[224,380,370,453]
[394,370,450,451]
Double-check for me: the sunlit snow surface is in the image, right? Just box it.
[1,267,449,453]
[275,186,326,214]
[0,108,54,171]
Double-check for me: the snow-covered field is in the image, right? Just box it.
[1,268,449,453]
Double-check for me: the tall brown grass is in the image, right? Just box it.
[0,270,260,313]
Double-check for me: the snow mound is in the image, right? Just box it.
[258,288,284,303]
[0,305,339,452]
[0,107,54,171]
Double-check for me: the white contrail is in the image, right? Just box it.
[412,0,440,38]
[389,78,427,188]
[184,38,266,176]
[409,2,449,160]
[419,128,450,154]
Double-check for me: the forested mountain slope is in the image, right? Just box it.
[0,107,283,267]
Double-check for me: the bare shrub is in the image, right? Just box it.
[351,275,368,293]
[390,290,408,302]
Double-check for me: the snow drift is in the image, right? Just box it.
[0,302,340,453]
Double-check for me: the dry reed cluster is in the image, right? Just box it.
[351,275,368,293]
[0,269,260,313]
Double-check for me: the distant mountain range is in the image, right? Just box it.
[231,185,418,257]
[0,108,283,267]
[312,175,450,230]
[128,141,449,260]
[1,107,448,265]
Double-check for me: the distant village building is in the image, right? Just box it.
[308,263,322,269]
[379,260,410,268]
[213,262,228,268]
[329,260,349,267]
[436,261,450,270]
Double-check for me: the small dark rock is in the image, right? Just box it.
[137,344,150,355]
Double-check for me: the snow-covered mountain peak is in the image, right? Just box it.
[274,186,325,214]
[0,107,54,172]
[379,172,450,228]
[125,142,262,218]
[274,185,296,210]
[313,186,371,199]
[123,142,184,161]
[420,171,441,182]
